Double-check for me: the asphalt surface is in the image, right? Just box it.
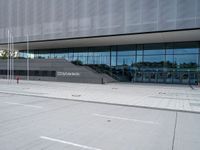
[0,92,199,150]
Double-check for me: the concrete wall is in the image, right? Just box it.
[0,59,116,84]
[0,0,200,44]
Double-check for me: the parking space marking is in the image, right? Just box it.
[40,136,102,150]
[4,102,43,109]
[93,113,159,125]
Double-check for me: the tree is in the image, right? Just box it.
[0,49,17,59]
[0,50,9,59]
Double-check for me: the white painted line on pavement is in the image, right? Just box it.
[40,136,102,150]
[93,113,159,125]
[4,102,43,109]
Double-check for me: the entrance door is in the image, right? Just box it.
[189,72,198,85]
[157,72,165,83]
[143,72,150,82]
[135,71,143,82]
[173,71,181,84]
[180,71,189,84]
[166,71,173,84]
[150,72,157,83]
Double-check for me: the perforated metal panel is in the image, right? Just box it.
[0,0,199,43]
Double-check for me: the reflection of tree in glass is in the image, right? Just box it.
[180,63,197,68]
[71,60,83,65]
[131,61,197,69]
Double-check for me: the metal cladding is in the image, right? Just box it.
[0,0,200,43]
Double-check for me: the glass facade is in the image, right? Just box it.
[19,42,200,84]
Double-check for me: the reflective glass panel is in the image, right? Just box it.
[174,54,198,69]
[143,44,165,55]
[117,45,136,56]
[174,42,199,54]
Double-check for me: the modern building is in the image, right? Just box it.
[0,0,200,84]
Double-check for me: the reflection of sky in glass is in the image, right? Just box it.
[137,50,143,55]
[174,48,198,54]
[118,50,136,56]
[166,55,173,63]
[118,56,134,65]
[21,42,200,68]
[144,55,165,62]
[111,56,116,66]
[18,42,200,84]
[87,56,93,64]
[136,56,143,63]
[174,54,198,64]
[144,49,165,55]
[166,49,173,55]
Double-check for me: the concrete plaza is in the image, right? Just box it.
[0,92,200,150]
[0,79,199,113]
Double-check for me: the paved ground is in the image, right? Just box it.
[0,79,200,112]
[0,92,199,150]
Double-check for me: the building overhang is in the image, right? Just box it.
[0,29,200,50]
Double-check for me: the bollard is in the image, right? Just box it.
[101,77,104,84]
[16,76,19,84]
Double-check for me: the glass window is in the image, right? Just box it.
[87,50,94,64]
[174,42,199,54]
[144,55,165,62]
[111,47,116,66]
[72,48,88,64]
[117,45,136,56]
[19,51,24,58]
[143,55,165,68]
[166,55,175,68]
[136,45,143,55]
[89,47,110,66]
[63,50,68,60]
[55,52,65,59]
[143,44,165,55]
[23,51,28,58]
[166,43,174,55]
[174,54,198,68]
[118,56,135,66]
[166,49,174,55]
[117,45,135,66]
[75,56,85,65]
[68,50,74,61]
[49,50,55,59]
[144,49,165,55]
[136,55,143,63]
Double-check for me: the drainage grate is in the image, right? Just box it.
[190,103,200,107]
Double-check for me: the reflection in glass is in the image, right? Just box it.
[174,42,199,54]
[18,42,200,84]
[174,54,198,69]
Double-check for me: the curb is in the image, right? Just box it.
[0,90,200,114]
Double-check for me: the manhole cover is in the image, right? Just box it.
[159,92,166,94]
[72,94,81,97]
